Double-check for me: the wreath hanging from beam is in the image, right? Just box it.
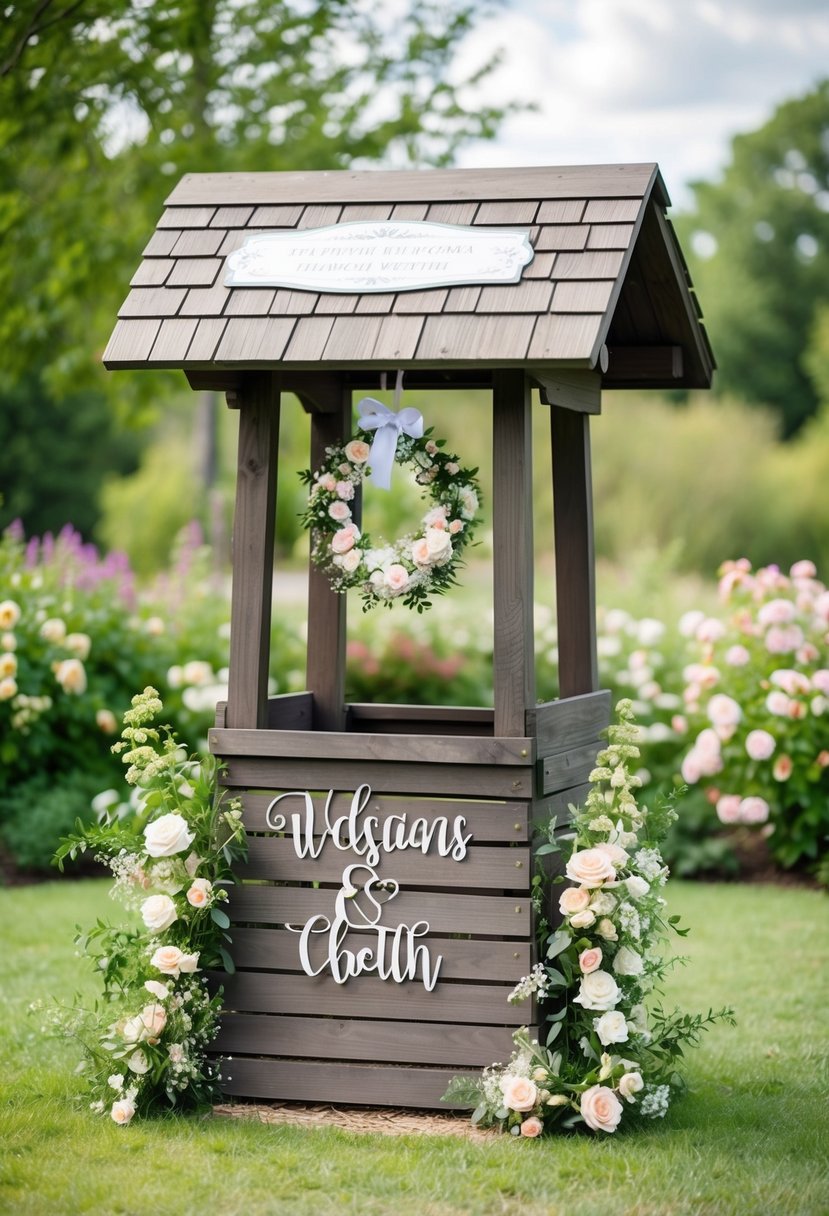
[299,386,482,613]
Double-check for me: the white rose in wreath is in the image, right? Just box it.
[612,945,644,976]
[618,1071,644,1102]
[573,969,620,1011]
[140,894,178,933]
[143,813,195,858]
[425,527,453,565]
[580,1085,623,1133]
[594,1010,629,1046]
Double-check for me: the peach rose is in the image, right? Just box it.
[520,1116,544,1138]
[55,658,87,695]
[344,439,371,464]
[383,564,410,594]
[110,1097,136,1125]
[331,525,359,555]
[565,848,616,888]
[772,754,793,782]
[580,1084,623,1133]
[96,708,118,734]
[448,519,464,534]
[558,886,590,916]
[328,501,351,523]
[579,947,603,975]
[411,538,431,566]
[65,632,92,660]
[151,945,187,977]
[501,1074,538,1112]
[186,878,213,908]
[0,601,21,630]
[569,909,596,930]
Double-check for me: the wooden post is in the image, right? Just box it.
[303,378,351,732]
[492,370,535,737]
[550,407,599,699]
[226,373,280,730]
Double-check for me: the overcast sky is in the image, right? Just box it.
[452,0,829,210]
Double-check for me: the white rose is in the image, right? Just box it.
[612,945,644,976]
[110,1098,136,1125]
[569,909,596,929]
[144,980,169,1000]
[178,952,200,974]
[595,1010,629,1046]
[425,527,453,565]
[580,1084,623,1133]
[573,970,620,1011]
[595,918,618,942]
[140,894,178,933]
[625,876,650,901]
[618,1071,644,1102]
[565,848,616,888]
[126,1049,150,1075]
[628,1004,650,1038]
[40,617,67,644]
[107,1073,124,1090]
[595,841,629,868]
[143,813,195,858]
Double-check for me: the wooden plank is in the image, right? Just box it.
[536,783,591,825]
[313,293,357,315]
[424,201,478,225]
[391,203,429,220]
[393,289,447,314]
[340,204,393,222]
[142,229,179,257]
[537,199,586,223]
[321,316,383,361]
[210,205,254,227]
[552,280,615,313]
[587,223,635,249]
[179,281,229,317]
[541,740,603,795]
[157,205,216,228]
[225,374,279,729]
[416,314,535,362]
[297,204,342,228]
[209,726,533,766]
[444,286,481,311]
[523,252,556,280]
[474,201,538,225]
[306,383,350,731]
[266,691,314,730]
[550,408,599,699]
[251,204,304,226]
[227,885,531,937]
[214,1013,516,1066]
[146,317,198,362]
[185,369,240,392]
[102,319,161,366]
[347,703,493,732]
[371,315,425,362]
[536,369,601,415]
[534,225,588,252]
[492,371,534,738]
[227,928,531,981]
[219,756,533,800]
[225,289,275,316]
[118,287,186,318]
[239,837,531,889]
[604,344,683,384]
[170,228,225,257]
[283,316,335,362]
[354,293,396,315]
[583,198,643,223]
[167,165,657,207]
[477,281,553,313]
[185,318,228,362]
[239,791,530,841]
[217,1057,477,1110]
[167,257,222,287]
[270,289,318,315]
[528,691,611,755]
[215,317,296,362]
[130,258,173,287]
[527,313,602,361]
[218,228,264,256]
[553,250,625,280]
[216,971,525,1025]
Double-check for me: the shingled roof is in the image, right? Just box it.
[103,164,714,390]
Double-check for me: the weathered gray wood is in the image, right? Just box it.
[166,257,222,287]
[213,1013,516,1067]
[541,741,603,795]
[583,198,644,223]
[282,315,334,361]
[536,370,602,414]
[227,927,531,980]
[239,837,531,889]
[477,281,553,313]
[554,250,626,280]
[225,289,276,316]
[157,205,217,227]
[209,726,533,767]
[416,314,536,362]
[239,791,530,841]
[210,205,254,227]
[216,1057,477,1110]
[103,319,162,366]
[216,971,526,1025]
[266,692,314,730]
[393,289,447,314]
[305,382,350,731]
[226,375,279,729]
[534,783,591,825]
[534,225,589,252]
[146,318,199,363]
[186,318,228,363]
[227,885,532,936]
[526,314,603,362]
[130,258,174,287]
[528,691,611,754]
[552,279,615,313]
[118,287,186,317]
[215,317,296,362]
[371,315,425,361]
[218,756,533,800]
[587,223,635,249]
[604,345,683,384]
[170,228,226,256]
[321,316,383,360]
[492,371,535,737]
[347,703,494,730]
[550,407,599,699]
[537,199,587,223]
[475,200,539,224]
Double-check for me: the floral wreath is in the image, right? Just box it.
[299,392,482,611]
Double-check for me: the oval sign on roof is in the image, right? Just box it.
[224,220,534,294]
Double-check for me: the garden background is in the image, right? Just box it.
[0,4,827,1214]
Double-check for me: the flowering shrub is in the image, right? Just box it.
[46,688,246,1122]
[443,702,733,1135]
[676,560,829,873]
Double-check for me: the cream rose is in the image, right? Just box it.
[96,708,118,734]
[579,947,603,975]
[595,1010,629,1046]
[110,1098,136,1125]
[595,841,629,868]
[569,909,596,930]
[140,894,178,933]
[0,652,16,679]
[144,980,170,1000]
[0,600,21,630]
[425,526,452,565]
[143,813,195,858]
[573,969,620,1011]
[625,876,650,901]
[186,878,213,908]
[612,945,644,976]
[334,548,361,573]
[559,886,590,916]
[580,1084,623,1133]
[1,632,16,650]
[55,658,87,695]
[151,945,186,977]
[178,951,200,974]
[618,1071,644,1102]
[595,917,618,942]
[501,1074,538,1112]
[65,632,92,660]
[520,1116,544,1138]
[565,848,616,888]
[0,677,18,701]
[40,617,67,644]
[328,500,351,523]
[126,1049,150,1075]
[344,439,370,464]
[383,564,410,594]
[411,537,431,566]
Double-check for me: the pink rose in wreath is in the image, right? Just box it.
[501,1075,538,1112]
[331,525,360,554]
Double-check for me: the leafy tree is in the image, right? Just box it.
[677,80,829,437]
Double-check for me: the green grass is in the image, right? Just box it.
[1,879,827,1216]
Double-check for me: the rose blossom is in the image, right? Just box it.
[612,945,644,976]
[569,909,596,929]
[595,918,618,941]
[565,848,616,888]
[411,538,431,566]
[425,527,452,564]
[448,519,463,534]
[618,1072,645,1102]
[110,1098,136,1125]
[579,947,603,974]
[739,796,769,825]
[772,755,793,781]
[344,439,370,463]
[40,617,67,644]
[186,877,213,908]
[520,1116,544,1138]
[595,1010,629,1045]
[707,694,742,731]
[0,653,16,678]
[696,617,726,644]
[96,708,118,734]
[334,548,361,573]
[143,813,195,858]
[758,598,796,626]
[766,624,804,654]
[573,970,620,1011]
[335,480,354,500]
[0,677,17,700]
[595,841,629,868]
[559,886,590,916]
[501,1075,538,1112]
[745,730,776,761]
[126,1049,150,1075]
[716,794,742,824]
[0,600,21,630]
[383,564,410,594]
[151,945,187,977]
[580,1085,623,1133]
[818,751,829,768]
[328,501,351,523]
[140,894,178,933]
[144,980,169,1000]
[765,690,791,716]
[725,645,750,667]
[330,524,360,554]
[625,876,650,901]
[65,632,91,660]
[55,658,87,695]
[790,559,816,579]
[812,670,829,696]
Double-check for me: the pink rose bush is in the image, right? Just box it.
[300,418,481,611]
[49,688,246,1123]
[678,560,828,874]
[443,701,733,1136]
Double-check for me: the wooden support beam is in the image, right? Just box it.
[550,407,599,699]
[492,370,535,736]
[536,369,602,414]
[226,373,280,729]
[604,345,683,385]
[306,379,351,731]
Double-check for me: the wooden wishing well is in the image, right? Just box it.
[104,163,713,1108]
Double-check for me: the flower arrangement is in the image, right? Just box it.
[443,701,733,1136]
[299,424,482,611]
[47,687,246,1123]
[676,559,829,874]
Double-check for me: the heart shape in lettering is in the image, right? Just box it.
[336,865,399,928]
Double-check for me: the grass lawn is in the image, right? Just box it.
[1,878,827,1216]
